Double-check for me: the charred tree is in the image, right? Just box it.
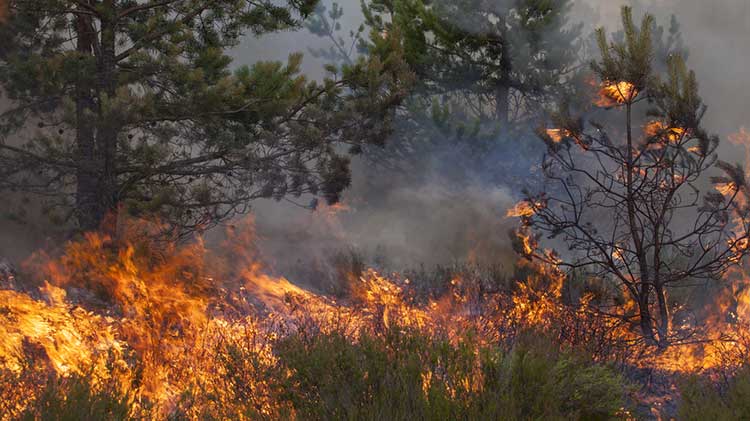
[513,7,750,347]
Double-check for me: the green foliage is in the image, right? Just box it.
[593,6,654,88]
[304,0,582,183]
[306,2,365,65]
[275,329,629,420]
[20,374,135,421]
[0,0,412,234]
[360,0,582,123]
[678,368,750,420]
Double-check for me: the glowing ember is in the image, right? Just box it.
[546,128,567,143]
[729,127,750,173]
[595,81,638,107]
[716,182,737,196]
[645,121,686,143]
[506,200,539,218]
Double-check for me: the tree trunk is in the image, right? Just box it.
[496,83,510,129]
[74,2,121,234]
[496,25,511,129]
[654,282,670,347]
[637,283,658,345]
[96,7,119,236]
[74,10,102,231]
[624,101,659,346]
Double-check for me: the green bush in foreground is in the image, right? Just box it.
[276,330,628,420]
[678,367,750,420]
[19,374,133,421]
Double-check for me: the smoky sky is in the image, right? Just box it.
[229,0,750,273]
[3,0,750,272]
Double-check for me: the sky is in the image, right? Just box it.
[228,0,750,271]
[3,0,750,270]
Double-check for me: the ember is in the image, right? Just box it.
[596,81,638,107]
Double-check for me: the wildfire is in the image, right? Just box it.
[729,127,750,173]
[0,285,124,377]
[716,182,737,196]
[545,128,567,143]
[595,81,638,107]
[645,121,686,143]
[3,215,750,418]
[506,200,540,218]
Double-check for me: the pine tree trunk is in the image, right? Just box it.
[74,11,102,231]
[496,29,511,129]
[96,6,119,236]
[74,2,120,234]
[625,101,659,346]
[496,83,509,129]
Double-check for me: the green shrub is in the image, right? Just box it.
[275,329,628,420]
[678,367,750,420]
[20,374,134,421]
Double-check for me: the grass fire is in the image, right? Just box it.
[2,1,750,420]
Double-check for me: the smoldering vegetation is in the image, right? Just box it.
[3,1,750,419]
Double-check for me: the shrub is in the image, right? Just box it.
[678,367,750,420]
[20,374,134,421]
[275,329,628,420]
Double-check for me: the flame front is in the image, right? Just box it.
[3,215,750,418]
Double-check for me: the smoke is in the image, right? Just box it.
[236,0,750,278]
[4,0,750,277]
[582,0,750,137]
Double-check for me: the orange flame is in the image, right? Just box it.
[546,128,567,143]
[595,81,638,107]
[716,182,737,196]
[506,200,540,218]
[4,214,750,416]
[645,121,686,143]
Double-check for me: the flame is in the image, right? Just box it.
[729,127,750,173]
[0,284,124,377]
[506,200,540,218]
[595,81,638,107]
[0,216,604,416]
[716,182,737,196]
[4,214,750,416]
[645,121,686,143]
[546,128,567,143]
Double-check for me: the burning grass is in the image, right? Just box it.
[1,217,750,419]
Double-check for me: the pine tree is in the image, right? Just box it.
[514,7,750,347]
[361,0,582,131]
[0,0,411,236]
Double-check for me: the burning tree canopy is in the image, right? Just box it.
[515,7,750,348]
[0,0,411,236]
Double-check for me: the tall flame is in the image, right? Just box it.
[3,214,750,417]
